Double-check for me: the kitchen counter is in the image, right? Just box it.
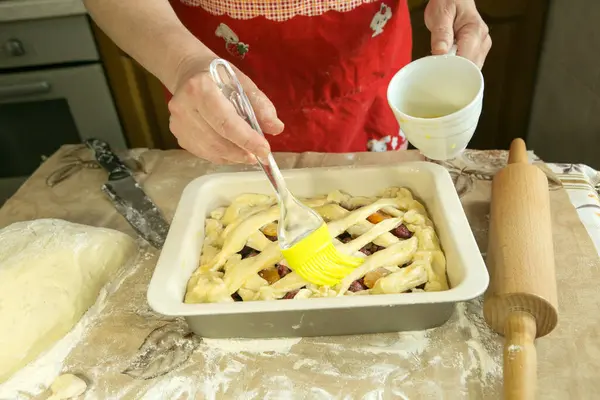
[0,0,85,22]
[0,146,599,399]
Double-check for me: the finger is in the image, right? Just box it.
[179,133,250,165]
[241,79,285,136]
[185,114,255,164]
[474,34,492,68]
[424,0,456,55]
[190,75,272,159]
[455,22,488,64]
[169,98,255,164]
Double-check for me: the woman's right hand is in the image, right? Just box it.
[168,56,284,164]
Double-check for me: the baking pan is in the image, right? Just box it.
[147,162,489,338]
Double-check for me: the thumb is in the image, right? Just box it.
[424,0,456,55]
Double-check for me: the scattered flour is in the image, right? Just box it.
[186,302,500,399]
[455,301,503,388]
[139,376,199,400]
[202,337,302,353]
[359,331,429,356]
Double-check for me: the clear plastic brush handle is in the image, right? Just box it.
[209,59,322,247]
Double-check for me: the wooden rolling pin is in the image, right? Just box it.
[484,138,558,400]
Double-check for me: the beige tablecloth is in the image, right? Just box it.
[0,146,599,400]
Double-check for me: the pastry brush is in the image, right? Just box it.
[209,59,364,286]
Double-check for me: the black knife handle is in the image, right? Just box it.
[85,139,131,180]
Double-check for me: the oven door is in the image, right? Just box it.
[0,64,125,203]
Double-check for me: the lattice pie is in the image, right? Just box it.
[184,187,449,304]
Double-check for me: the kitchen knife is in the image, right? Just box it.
[86,138,170,249]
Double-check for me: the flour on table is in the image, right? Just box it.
[202,337,302,353]
[3,293,502,400]
[108,301,503,399]
[358,331,429,356]
[456,301,503,385]
[162,299,499,399]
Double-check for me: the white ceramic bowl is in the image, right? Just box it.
[387,54,484,160]
[147,163,489,338]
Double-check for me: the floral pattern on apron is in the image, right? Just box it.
[169,0,412,153]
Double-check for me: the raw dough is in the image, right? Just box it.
[0,219,137,383]
[48,373,87,399]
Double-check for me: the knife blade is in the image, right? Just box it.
[86,138,170,249]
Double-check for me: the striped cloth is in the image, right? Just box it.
[549,163,600,254]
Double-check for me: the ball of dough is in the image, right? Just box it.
[0,219,137,383]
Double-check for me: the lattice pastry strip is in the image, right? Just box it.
[184,187,449,304]
[219,199,406,297]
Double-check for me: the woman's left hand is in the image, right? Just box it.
[424,0,491,68]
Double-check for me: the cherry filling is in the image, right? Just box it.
[282,289,300,299]
[277,264,291,278]
[348,279,367,292]
[239,246,259,259]
[336,232,353,243]
[231,292,243,302]
[359,243,384,256]
[391,224,413,239]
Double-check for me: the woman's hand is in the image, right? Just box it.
[168,56,284,164]
[424,0,491,68]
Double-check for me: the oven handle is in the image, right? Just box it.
[0,81,51,99]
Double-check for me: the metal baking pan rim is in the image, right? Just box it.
[147,162,489,319]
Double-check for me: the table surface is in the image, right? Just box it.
[546,163,600,254]
[0,147,599,400]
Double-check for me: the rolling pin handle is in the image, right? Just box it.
[503,311,538,400]
[508,138,529,165]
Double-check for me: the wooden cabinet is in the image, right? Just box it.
[92,23,176,149]
[95,0,549,151]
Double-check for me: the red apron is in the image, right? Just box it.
[168,0,412,153]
